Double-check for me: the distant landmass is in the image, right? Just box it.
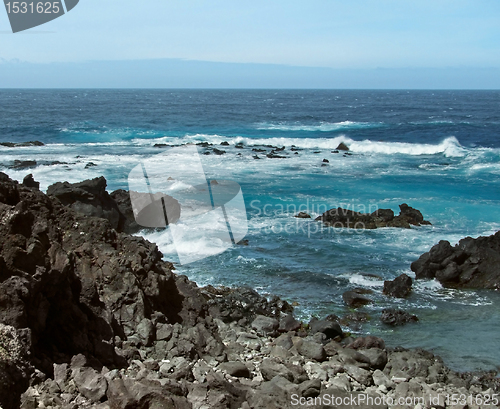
[0,58,499,88]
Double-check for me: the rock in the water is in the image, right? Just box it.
[213,148,226,155]
[294,212,311,219]
[399,203,431,226]
[342,289,372,308]
[336,142,349,151]
[0,141,44,147]
[22,174,39,190]
[380,309,419,326]
[411,232,500,289]
[316,203,431,229]
[8,160,37,170]
[383,273,413,298]
[266,152,287,159]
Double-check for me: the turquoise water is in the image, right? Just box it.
[1,89,499,372]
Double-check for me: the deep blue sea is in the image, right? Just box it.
[1,89,500,373]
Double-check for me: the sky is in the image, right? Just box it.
[1,0,500,87]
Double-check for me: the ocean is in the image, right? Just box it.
[1,89,499,372]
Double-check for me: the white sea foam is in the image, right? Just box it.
[348,136,467,157]
[1,133,472,159]
[141,214,234,265]
[132,134,468,158]
[255,121,384,132]
[339,273,384,288]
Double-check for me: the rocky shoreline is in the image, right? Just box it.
[0,173,499,409]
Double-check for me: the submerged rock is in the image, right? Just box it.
[294,212,311,219]
[380,309,419,326]
[8,160,37,170]
[342,289,373,308]
[213,148,226,155]
[0,140,44,147]
[266,152,287,159]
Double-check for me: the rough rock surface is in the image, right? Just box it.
[294,212,311,219]
[411,233,500,289]
[316,203,431,229]
[109,189,144,234]
[0,140,44,147]
[0,173,498,409]
[342,289,373,308]
[22,174,40,190]
[47,176,124,232]
[383,273,413,298]
[380,308,419,326]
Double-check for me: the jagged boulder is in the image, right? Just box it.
[47,176,123,230]
[411,232,500,289]
[22,174,40,190]
[316,203,431,229]
[342,289,373,308]
[383,273,413,298]
[380,309,419,326]
[0,173,207,404]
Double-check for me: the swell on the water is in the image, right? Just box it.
[256,120,385,132]
[135,134,468,157]
[348,136,467,157]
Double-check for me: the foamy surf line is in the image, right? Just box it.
[255,120,385,132]
[1,134,470,158]
[348,136,467,157]
[138,134,469,157]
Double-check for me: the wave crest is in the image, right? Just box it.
[256,121,384,132]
